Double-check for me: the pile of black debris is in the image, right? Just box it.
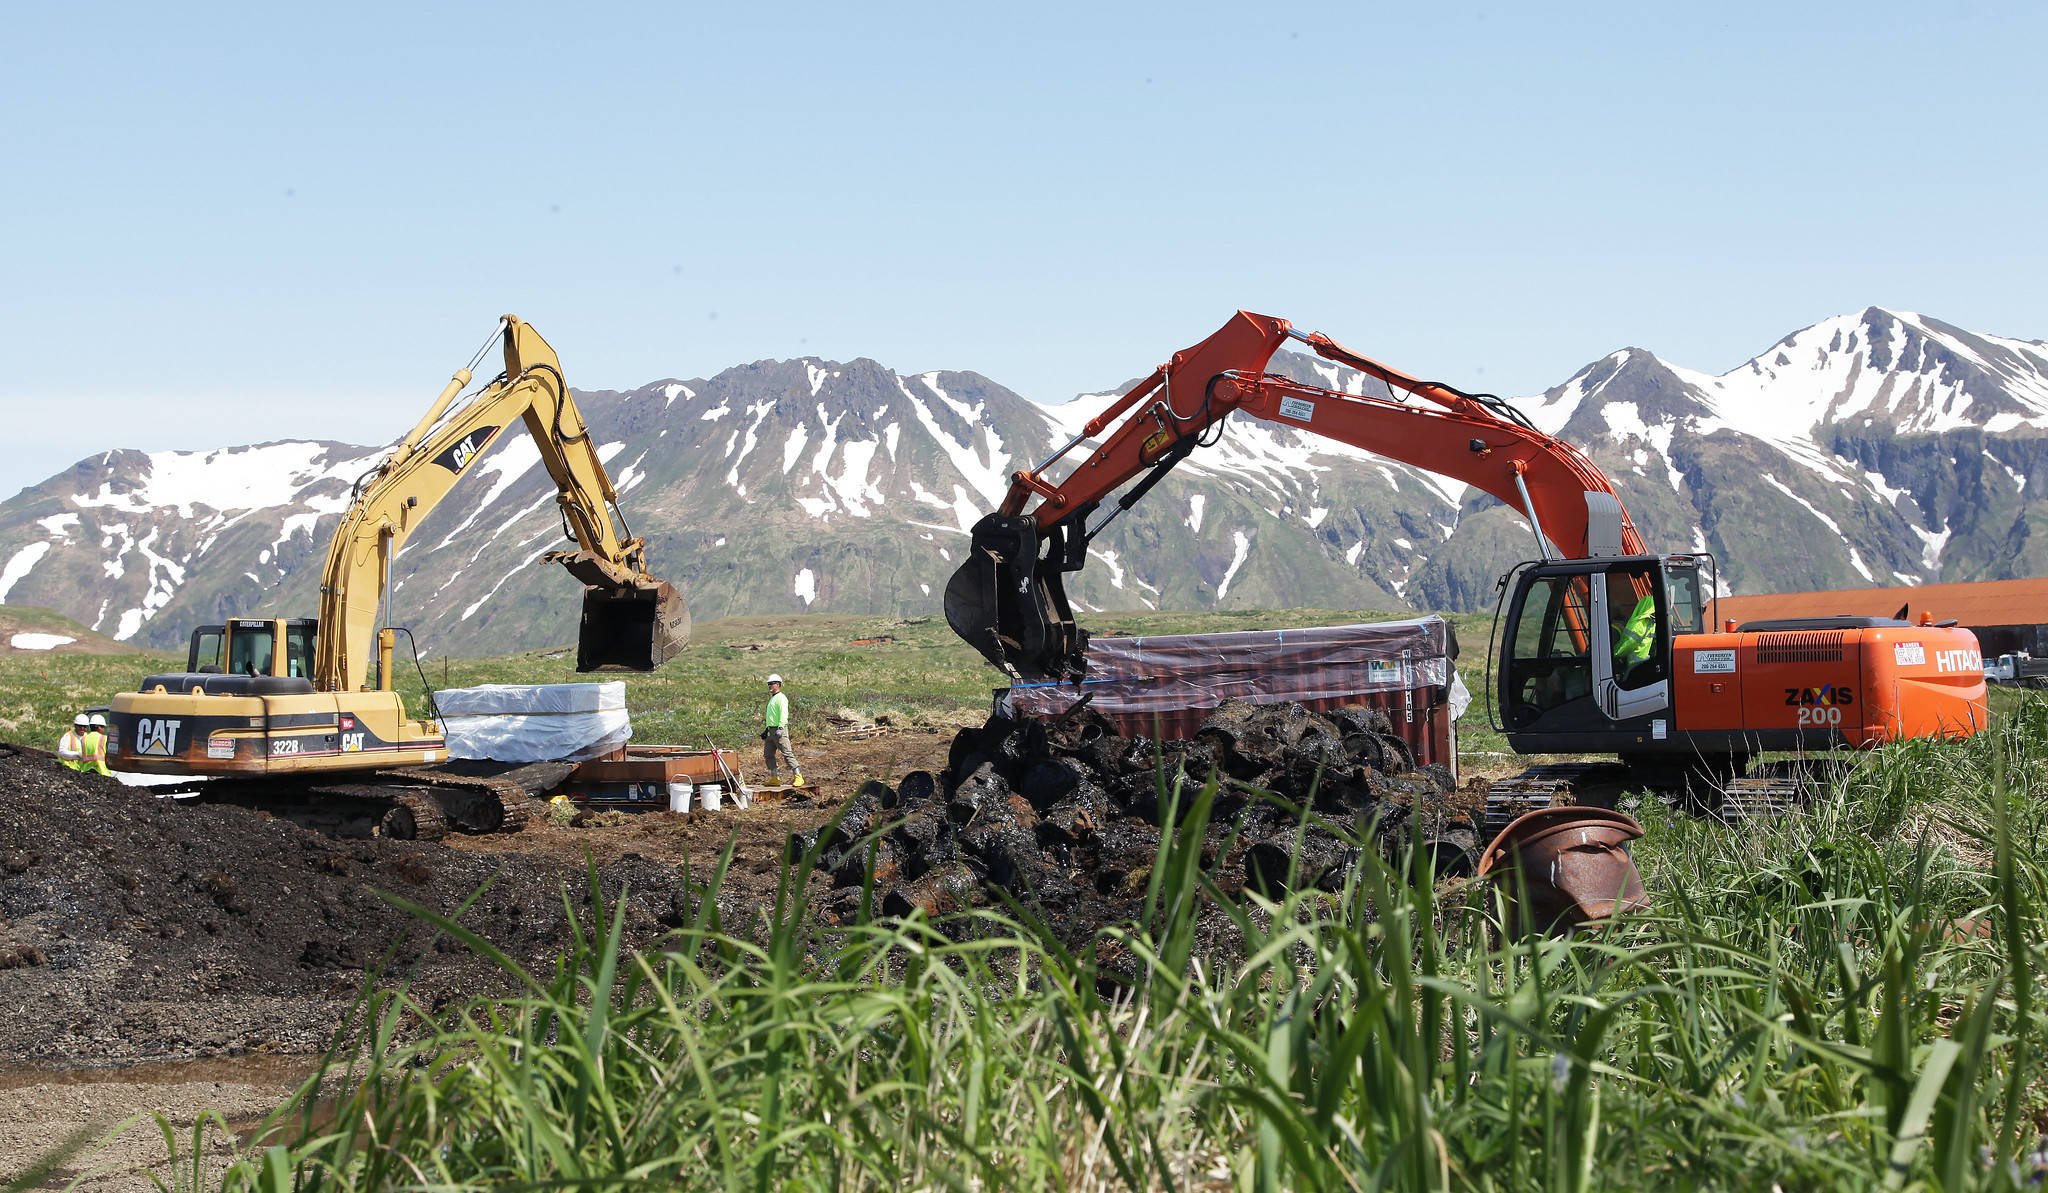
[804,698,1474,943]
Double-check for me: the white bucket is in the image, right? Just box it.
[667,780,692,814]
[700,783,723,812]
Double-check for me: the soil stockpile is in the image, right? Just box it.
[806,698,1470,961]
[0,744,723,1068]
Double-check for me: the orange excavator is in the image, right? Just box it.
[945,311,1988,797]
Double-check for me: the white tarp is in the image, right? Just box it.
[436,681,632,763]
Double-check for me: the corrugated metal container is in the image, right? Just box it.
[998,616,1462,774]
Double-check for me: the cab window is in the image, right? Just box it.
[1605,564,1665,690]
[1663,564,1705,635]
[189,628,225,674]
[1506,574,1595,723]
[284,623,315,680]
[228,623,276,677]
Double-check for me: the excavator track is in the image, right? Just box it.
[1486,758,1817,826]
[1483,762,1629,833]
[374,768,533,834]
[374,760,576,834]
[196,778,457,841]
[303,785,452,841]
[192,760,570,842]
[1711,760,1816,822]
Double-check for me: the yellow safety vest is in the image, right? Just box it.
[81,730,111,776]
[59,729,87,770]
[1615,594,1658,666]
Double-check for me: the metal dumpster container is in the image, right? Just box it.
[997,615,1465,776]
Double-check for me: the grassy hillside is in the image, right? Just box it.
[0,603,142,656]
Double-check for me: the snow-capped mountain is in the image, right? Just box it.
[3,307,2045,657]
[1510,308,2048,602]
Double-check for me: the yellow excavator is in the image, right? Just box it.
[106,316,688,838]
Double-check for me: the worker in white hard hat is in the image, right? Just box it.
[761,674,804,787]
[58,714,90,772]
[81,713,112,777]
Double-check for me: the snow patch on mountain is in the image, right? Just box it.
[782,425,810,473]
[77,442,378,519]
[726,404,774,496]
[113,527,190,640]
[1090,547,1126,589]
[1911,523,1951,571]
[1216,531,1252,601]
[900,374,1016,509]
[0,542,50,603]
[11,632,73,650]
[614,451,650,493]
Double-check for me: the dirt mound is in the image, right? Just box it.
[0,744,717,1067]
[804,699,1474,960]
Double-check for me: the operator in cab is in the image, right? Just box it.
[1609,573,1657,672]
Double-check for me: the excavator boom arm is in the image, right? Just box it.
[947,310,1641,679]
[313,317,687,692]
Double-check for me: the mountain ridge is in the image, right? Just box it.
[6,307,2048,657]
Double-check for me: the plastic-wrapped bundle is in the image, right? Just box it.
[436,682,631,763]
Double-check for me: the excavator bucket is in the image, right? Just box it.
[944,513,1089,682]
[576,580,690,671]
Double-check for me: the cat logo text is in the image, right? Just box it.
[134,717,183,756]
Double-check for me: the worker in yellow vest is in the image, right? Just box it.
[58,714,90,771]
[1613,592,1658,670]
[81,713,113,777]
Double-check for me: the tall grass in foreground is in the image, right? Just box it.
[151,711,2048,1192]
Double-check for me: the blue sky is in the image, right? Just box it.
[3,0,2042,502]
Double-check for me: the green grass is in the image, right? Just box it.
[0,645,179,745]
[82,694,2047,1192]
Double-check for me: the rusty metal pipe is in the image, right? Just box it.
[1476,806,1649,934]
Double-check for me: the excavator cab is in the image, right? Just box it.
[1492,554,1711,752]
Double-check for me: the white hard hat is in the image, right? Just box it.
[73,713,90,727]
[89,714,107,728]
[767,674,783,684]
